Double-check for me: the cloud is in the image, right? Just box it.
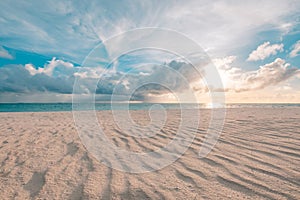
[238,58,299,91]
[0,54,299,102]
[0,55,204,102]
[247,42,284,61]
[0,46,13,59]
[0,65,74,94]
[289,40,300,57]
[25,57,74,76]
[92,59,203,99]
[0,0,299,62]
[0,58,76,94]
[215,57,300,92]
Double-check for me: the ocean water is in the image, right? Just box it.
[0,103,299,112]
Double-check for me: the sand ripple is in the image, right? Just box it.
[0,108,299,199]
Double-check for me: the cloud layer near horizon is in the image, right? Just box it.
[0,55,299,102]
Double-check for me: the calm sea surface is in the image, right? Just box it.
[0,103,299,112]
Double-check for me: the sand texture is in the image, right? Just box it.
[0,108,299,199]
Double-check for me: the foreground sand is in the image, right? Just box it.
[0,108,299,199]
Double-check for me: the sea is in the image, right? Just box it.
[0,103,299,112]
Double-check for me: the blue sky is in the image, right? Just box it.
[0,0,300,103]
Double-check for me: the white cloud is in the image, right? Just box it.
[25,57,74,76]
[239,58,299,91]
[289,40,300,57]
[0,46,13,59]
[0,65,74,94]
[247,42,284,61]
[215,56,300,92]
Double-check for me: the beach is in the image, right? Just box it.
[0,108,299,199]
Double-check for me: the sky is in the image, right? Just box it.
[0,0,300,103]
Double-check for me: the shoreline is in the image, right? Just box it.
[0,106,300,113]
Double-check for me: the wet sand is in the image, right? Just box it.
[0,108,299,199]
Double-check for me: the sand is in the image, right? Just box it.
[0,108,299,199]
